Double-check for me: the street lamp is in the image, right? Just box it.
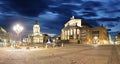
[13,24,24,43]
[93,36,99,47]
[94,36,98,44]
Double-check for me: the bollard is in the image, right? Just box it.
[61,43,64,47]
[45,44,48,48]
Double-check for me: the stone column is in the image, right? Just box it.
[62,30,65,40]
[70,29,72,35]
[69,29,71,39]
[68,30,69,39]
[76,28,77,39]
[67,30,69,40]
[77,29,80,38]
[73,29,76,39]
[63,30,65,40]
[63,31,64,40]
[61,30,63,40]
[65,31,67,40]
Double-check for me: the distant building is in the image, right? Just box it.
[116,33,120,44]
[61,16,92,44]
[108,34,114,44]
[42,34,51,44]
[61,16,109,44]
[32,21,43,43]
[27,21,44,44]
[91,26,108,44]
[0,27,10,46]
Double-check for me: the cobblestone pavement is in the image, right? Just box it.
[0,44,120,64]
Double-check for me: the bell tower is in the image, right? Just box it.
[33,20,40,35]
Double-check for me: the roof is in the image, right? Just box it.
[65,16,92,28]
[34,20,39,25]
[63,25,80,30]
[0,27,7,33]
[81,19,92,28]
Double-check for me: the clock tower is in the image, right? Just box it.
[33,21,40,35]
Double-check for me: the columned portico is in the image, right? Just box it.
[61,16,108,44]
[61,16,90,44]
[61,16,82,43]
[73,29,77,39]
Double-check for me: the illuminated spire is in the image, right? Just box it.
[33,20,40,35]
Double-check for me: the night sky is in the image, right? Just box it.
[0,0,120,37]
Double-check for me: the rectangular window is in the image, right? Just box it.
[92,31,99,34]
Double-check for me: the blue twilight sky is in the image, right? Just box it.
[0,0,120,37]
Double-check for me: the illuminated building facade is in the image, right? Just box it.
[61,16,108,44]
[116,33,120,44]
[0,27,10,46]
[27,21,44,44]
[91,26,108,44]
[32,21,43,43]
[61,16,92,44]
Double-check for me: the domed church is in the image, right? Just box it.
[27,21,44,44]
[32,21,43,43]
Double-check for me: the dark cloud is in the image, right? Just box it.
[82,11,97,17]
[82,1,102,10]
[0,0,120,37]
[107,29,111,31]
[109,31,119,40]
[106,23,118,28]
[40,16,70,34]
[97,17,120,22]
[4,0,48,17]
[49,4,78,16]
[83,19,100,27]
[105,9,120,13]
[63,0,83,3]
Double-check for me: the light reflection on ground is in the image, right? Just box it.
[5,47,47,52]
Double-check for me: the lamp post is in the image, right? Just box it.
[115,36,118,45]
[13,24,24,44]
